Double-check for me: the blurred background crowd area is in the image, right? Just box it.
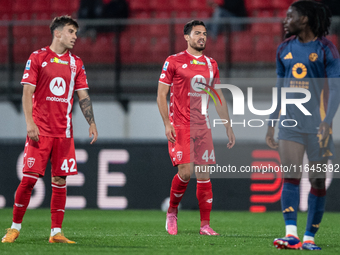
[0,0,340,100]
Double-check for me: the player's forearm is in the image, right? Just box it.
[79,96,96,125]
[22,90,34,125]
[215,98,232,129]
[324,79,340,125]
[157,96,171,126]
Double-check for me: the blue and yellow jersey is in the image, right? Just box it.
[270,36,340,133]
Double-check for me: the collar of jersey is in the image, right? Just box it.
[47,46,69,57]
[185,50,204,59]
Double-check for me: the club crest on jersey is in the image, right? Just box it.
[177,151,183,161]
[309,53,318,62]
[25,60,31,70]
[50,57,69,65]
[163,61,169,71]
[190,59,206,65]
[27,157,35,168]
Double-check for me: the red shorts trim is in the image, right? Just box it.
[168,129,215,167]
[23,136,78,177]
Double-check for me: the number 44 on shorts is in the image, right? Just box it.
[61,158,77,173]
[202,150,215,162]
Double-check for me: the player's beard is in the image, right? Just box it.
[190,41,206,52]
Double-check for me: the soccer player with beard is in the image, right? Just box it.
[266,1,340,250]
[2,16,98,244]
[157,20,235,235]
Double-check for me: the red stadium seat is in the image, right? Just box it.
[0,38,8,64]
[204,36,226,63]
[120,31,135,64]
[31,35,51,52]
[13,13,32,37]
[92,35,115,63]
[272,0,293,10]
[14,36,33,63]
[251,0,273,10]
[151,36,170,63]
[72,37,94,64]
[190,0,208,11]
[174,11,191,35]
[150,0,172,11]
[328,35,338,49]
[12,0,31,14]
[131,36,152,63]
[149,12,171,37]
[129,0,150,11]
[171,0,191,11]
[32,0,51,13]
[231,31,255,63]
[174,38,187,53]
[251,11,278,35]
[255,36,277,62]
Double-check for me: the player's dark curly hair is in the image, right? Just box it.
[291,0,332,37]
[184,20,206,35]
[50,15,79,35]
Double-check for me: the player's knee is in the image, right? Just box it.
[309,178,325,189]
[178,172,191,181]
[51,176,66,185]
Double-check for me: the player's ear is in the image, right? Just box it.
[300,15,308,26]
[184,34,189,42]
[53,28,61,39]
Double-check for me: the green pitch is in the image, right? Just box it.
[0,209,339,254]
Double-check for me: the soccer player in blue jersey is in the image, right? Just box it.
[266,0,340,251]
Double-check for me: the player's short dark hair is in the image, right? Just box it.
[291,0,331,37]
[50,15,79,36]
[184,20,206,35]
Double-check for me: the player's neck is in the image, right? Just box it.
[297,28,316,43]
[186,47,203,57]
[49,41,68,55]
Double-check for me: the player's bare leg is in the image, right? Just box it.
[166,163,192,235]
[49,176,75,244]
[2,172,39,243]
[274,140,304,249]
[195,165,219,236]
[302,161,326,250]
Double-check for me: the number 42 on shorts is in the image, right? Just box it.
[202,150,215,162]
[61,158,77,173]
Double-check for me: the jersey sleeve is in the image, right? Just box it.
[213,61,221,85]
[159,56,176,86]
[74,58,89,91]
[21,53,39,86]
[276,44,285,78]
[324,42,340,78]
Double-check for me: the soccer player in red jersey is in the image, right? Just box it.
[157,20,235,235]
[2,16,98,244]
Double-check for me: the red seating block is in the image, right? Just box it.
[151,36,170,63]
[14,36,33,63]
[92,35,115,63]
[231,31,255,62]
[129,0,150,11]
[254,35,277,62]
[72,37,94,64]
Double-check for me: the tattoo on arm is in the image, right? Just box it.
[79,96,95,125]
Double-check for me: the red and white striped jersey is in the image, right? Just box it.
[21,46,88,138]
[159,50,220,129]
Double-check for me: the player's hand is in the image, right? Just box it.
[318,121,330,142]
[266,126,278,149]
[165,123,176,143]
[27,121,40,142]
[226,126,235,149]
[89,123,98,144]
